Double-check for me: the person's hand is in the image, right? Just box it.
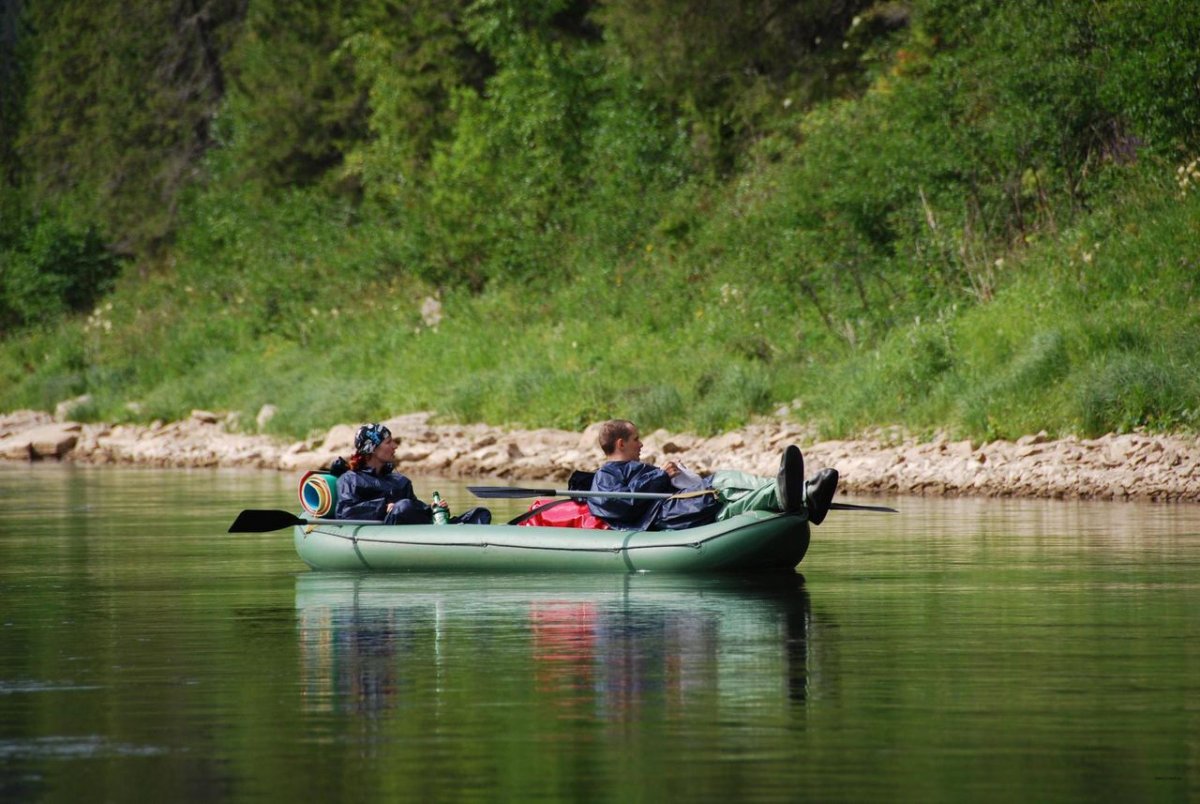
[663,461,681,478]
[433,500,449,511]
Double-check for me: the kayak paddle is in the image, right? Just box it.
[466,486,896,513]
[228,509,380,533]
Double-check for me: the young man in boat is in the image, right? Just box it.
[587,419,838,531]
[336,423,491,525]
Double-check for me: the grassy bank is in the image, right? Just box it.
[3,161,1196,444]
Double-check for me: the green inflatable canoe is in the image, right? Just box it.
[290,510,810,573]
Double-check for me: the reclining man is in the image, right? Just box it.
[587,419,838,531]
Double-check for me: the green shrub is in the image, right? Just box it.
[0,217,122,330]
[1091,0,1200,152]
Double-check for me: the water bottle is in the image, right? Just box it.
[431,491,450,525]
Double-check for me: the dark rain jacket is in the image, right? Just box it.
[588,460,720,531]
[335,464,432,524]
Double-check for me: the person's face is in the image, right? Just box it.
[614,428,643,461]
[371,435,398,463]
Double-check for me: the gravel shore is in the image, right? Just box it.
[2,409,1198,502]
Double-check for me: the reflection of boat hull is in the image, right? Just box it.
[293,510,810,573]
[293,570,812,607]
[294,571,815,717]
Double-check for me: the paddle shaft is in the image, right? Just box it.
[467,486,714,501]
[466,486,895,513]
[828,502,897,513]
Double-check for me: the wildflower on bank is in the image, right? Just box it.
[1177,157,1200,198]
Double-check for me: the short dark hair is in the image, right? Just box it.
[598,419,636,455]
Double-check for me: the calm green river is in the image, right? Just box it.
[1,463,1198,802]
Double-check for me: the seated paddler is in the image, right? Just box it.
[588,419,838,530]
[336,423,491,525]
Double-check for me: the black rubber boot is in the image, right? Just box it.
[804,468,839,525]
[776,445,805,513]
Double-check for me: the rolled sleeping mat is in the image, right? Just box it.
[299,471,339,517]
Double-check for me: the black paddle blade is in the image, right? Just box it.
[467,486,556,499]
[228,509,305,533]
[829,502,898,513]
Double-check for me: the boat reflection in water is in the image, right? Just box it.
[295,572,816,720]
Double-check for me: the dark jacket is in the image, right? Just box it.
[588,460,720,531]
[336,464,432,523]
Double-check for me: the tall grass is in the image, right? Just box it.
[792,171,1200,441]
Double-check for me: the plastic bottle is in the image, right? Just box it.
[431,490,450,525]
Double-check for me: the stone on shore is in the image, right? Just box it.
[0,421,81,459]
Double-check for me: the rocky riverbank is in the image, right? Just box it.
[2,408,1198,502]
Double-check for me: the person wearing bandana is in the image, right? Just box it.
[335,423,492,525]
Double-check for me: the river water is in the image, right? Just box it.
[1,463,1197,801]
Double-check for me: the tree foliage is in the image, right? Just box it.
[338,0,491,205]
[0,0,30,190]
[419,0,607,285]
[220,0,366,191]
[596,0,881,172]
[15,0,243,254]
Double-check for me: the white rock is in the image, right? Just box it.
[54,395,92,422]
[256,404,278,430]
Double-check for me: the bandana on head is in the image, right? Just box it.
[354,423,391,456]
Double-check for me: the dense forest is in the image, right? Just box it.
[1,0,1198,441]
